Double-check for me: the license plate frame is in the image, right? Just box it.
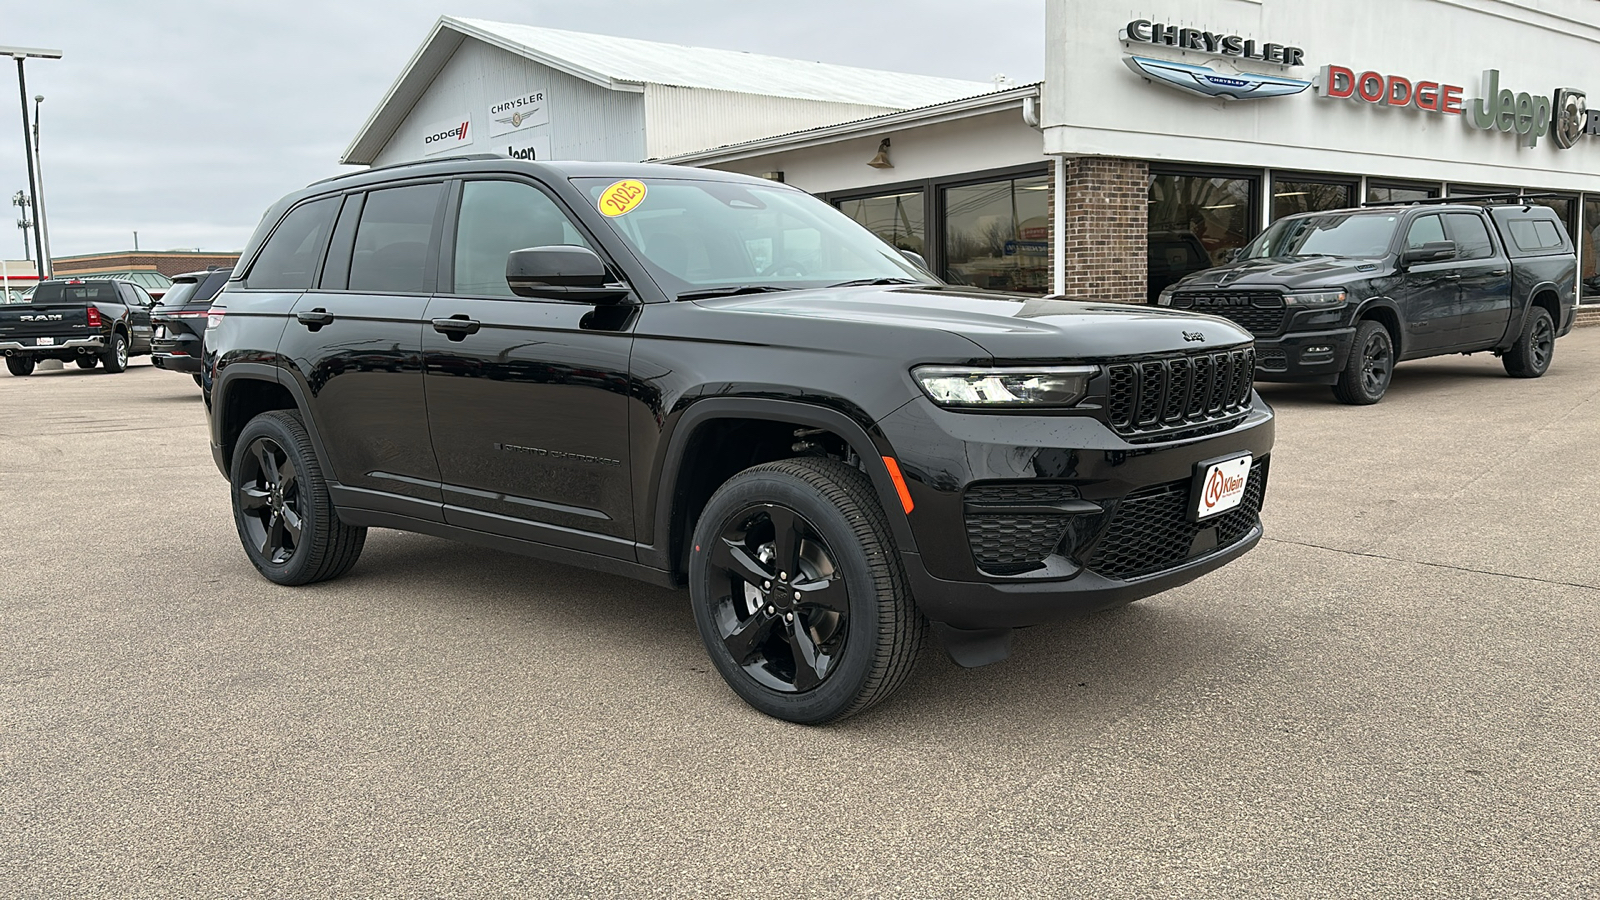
[33,336,55,347]
[1191,453,1251,521]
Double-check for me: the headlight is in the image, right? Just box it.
[1156,287,1175,307]
[912,365,1097,408]
[1282,290,1346,308]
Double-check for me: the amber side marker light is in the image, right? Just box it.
[882,457,915,514]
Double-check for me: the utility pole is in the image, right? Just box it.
[2,46,63,278]
[32,94,50,277]
[12,190,30,260]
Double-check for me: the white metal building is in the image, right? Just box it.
[342,17,998,167]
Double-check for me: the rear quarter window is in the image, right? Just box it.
[1505,217,1566,254]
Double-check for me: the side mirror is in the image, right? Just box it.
[1221,247,1243,263]
[899,249,930,271]
[506,246,632,303]
[1400,240,1457,265]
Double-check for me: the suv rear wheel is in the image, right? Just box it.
[6,355,34,376]
[230,410,366,585]
[689,457,922,724]
[1503,307,1554,378]
[1332,320,1394,405]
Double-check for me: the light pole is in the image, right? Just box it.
[2,46,62,278]
[32,94,50,277]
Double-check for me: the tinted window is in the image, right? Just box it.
[836,190,925,255]
[1445,213,1495,260]
[197,270,232,300]
[1242,213,1398,260]
[158,279,201,307]
[129,285,154,307]
[454,180,590,297]
[247,197,339,290]
[30,282,122,305]
[1406,215,1446,249]
[348,183,443,293]
[944,175,1049,292]
[1506,218,1566,252]
[1148,172,1256,300]
[1272,179,1353,221]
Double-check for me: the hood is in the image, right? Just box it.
[696,285,1253,360]
[1176,256,1389,291]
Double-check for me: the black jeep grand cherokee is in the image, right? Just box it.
[205,157,1274,723]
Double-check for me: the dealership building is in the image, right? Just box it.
[350,1,1600,311]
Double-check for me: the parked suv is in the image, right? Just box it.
[152,267,232,386]
[0,277,156,375]
[1156,200,1577,403]
[205,157,1275,723]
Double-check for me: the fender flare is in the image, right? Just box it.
[212,360,334,480]
[640,396,918,573]
[1500,280,1563,349]
[1351,297,1405,357]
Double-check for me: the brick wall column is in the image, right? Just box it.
[1058,156,1149,304]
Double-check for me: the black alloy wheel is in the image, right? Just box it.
[1504,307,1555,378]
[237,435,305,566]
[690,457,922,725]
[707,504,850,693]
[1333,320,1393,405]
[230,410,366,585]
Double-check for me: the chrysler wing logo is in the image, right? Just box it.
[1125,56,1311,100]
[496,111,529,128]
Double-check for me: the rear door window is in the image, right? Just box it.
[246,197,339,290]
[348,183,444,294]
[1444,214,1496,260]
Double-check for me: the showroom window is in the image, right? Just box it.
[1367,182,1438,206]
[1583,196,1599,304]
[1147,170,1256,301]
[1271,177,1354,221]
[836,190,925,256]
[942,175,1050,292]
[1447,184,1517,199]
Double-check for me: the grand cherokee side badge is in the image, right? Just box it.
[1183,331,1206,342]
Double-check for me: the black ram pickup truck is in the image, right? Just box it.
[1,278,156,376]
[205,157,1275,723]
[1156,201,1577,403]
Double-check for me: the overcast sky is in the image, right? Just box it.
[0,0,1043,259]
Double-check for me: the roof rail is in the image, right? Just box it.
[309,153,507,187]
[1363,192,1559,208]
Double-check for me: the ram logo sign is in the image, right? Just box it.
[20,314,64,322]
[1126,56,1312,100]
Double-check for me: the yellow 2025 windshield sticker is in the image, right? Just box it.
[598,179,647,217]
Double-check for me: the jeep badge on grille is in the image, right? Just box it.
[1183,331,1206,342]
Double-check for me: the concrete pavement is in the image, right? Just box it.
[1,338,1597,898]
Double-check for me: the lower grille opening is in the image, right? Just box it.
[1084,461,1268,581]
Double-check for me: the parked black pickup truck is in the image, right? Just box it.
[204,156,1275,723]
[1156,201,1577,403]
[1,278,156,376]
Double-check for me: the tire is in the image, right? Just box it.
[1503,306,1555,378]
[230,410,366,586]
[192,373,204,388]
[101,332,128,373]
[689,457,922,725]
[76,356,98,370]
[6,355,35,377]
[1332,320,1394,405]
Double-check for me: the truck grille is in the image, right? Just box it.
[1085,461,1268,581]
[1106,347,1255,439]
[1173,291,1287,337]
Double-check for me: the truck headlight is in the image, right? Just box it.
[1282,290,1346,308]
[912,365,1097,408]
[1156,287,1175,307]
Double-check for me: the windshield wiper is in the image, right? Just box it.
[675,285,795,301]
[827,277,922,288]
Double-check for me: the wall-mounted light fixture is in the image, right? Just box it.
[759,171,785,182]
[867,138,893,169]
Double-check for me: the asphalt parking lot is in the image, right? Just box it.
[3,335,1598,899]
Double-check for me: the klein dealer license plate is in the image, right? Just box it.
[1193,454,1251,520]
[34,336,55,346]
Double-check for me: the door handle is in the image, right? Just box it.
[1443,273,1461,280]
[431,316,481,339]
[296,308,334,327]
[1490,270,1508,276]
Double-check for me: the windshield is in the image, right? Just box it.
[1241,213,1400,260]
[575,177,936,296]
[157,279,200,307]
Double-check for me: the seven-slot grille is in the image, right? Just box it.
[1106,347,1255,438]
[1085,461,1268,581]
[1173,291,1287,336]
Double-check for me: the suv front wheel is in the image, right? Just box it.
[689,457,923,724]
[230,410,366,585]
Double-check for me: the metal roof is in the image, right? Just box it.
[342,16,997,165]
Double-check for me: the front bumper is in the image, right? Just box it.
[880,396,1274,631]
[1251,326,1357,385]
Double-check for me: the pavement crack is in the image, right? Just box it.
[1263,537,1600,594]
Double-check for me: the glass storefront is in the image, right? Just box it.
[1271,178,1354,221]
[1147,171,1255,302]
[1367,181,1438,205]
[942,175,1050,292]
[835,190,925,255]
[1584,197,1600,303]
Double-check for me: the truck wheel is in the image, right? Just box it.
[689,457,922,724]
[76,356,97,370]
[1503,307,1554,378]
[101,333,128,373]
[6,355,35,376]
[1332,320,1393,405]
[230,410,366,586]
[192,373,203,387]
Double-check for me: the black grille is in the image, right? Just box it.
[1085,461,1268,581]
[1174,291,1287,337]
[1106,347,1255,439]
[964,483,1079,505]
[1257,348,1289,372]
[963,482,1081,575]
